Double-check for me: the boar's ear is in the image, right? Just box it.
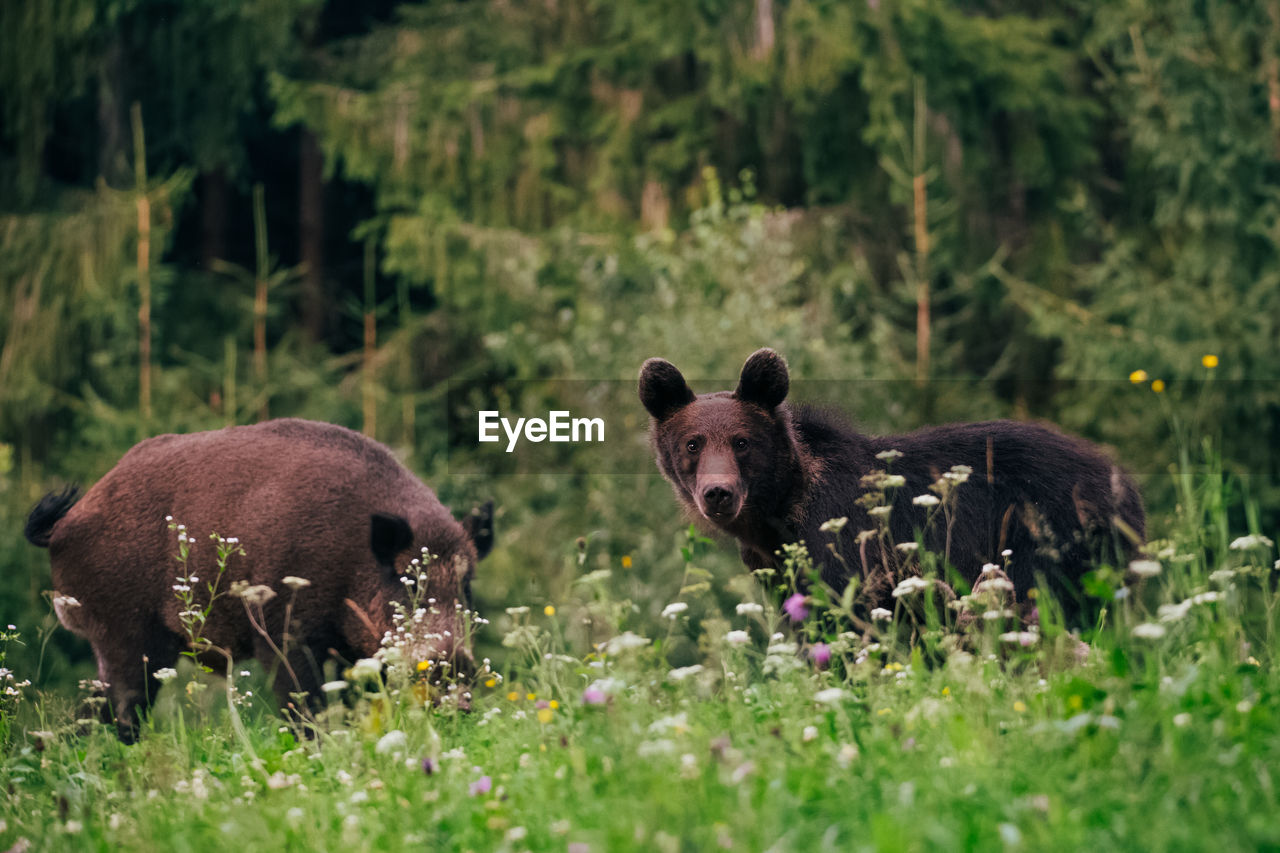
[639,358,695,420]
[462,500,495,561]
[371,513,414,567]
[735,348,789,410]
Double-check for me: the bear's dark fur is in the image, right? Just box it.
[639,349,1144,620]
[25,418,493,742]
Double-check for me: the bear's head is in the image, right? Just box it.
[638,348,797,529]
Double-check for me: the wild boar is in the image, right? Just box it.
[24,418,493,742]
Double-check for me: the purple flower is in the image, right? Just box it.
[468,775,492,797]
[809,642,831,667]
[783,593,809,622]
[421,757,439,775]
[582,687,606,705]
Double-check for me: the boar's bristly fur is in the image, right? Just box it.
[639,349,1145,624]
[26,418,493,742]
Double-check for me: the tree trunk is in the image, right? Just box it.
[201,167,230,271]
[298,129,327,342]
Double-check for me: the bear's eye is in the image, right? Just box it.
[733,437,749,451]
[686,439,700,455]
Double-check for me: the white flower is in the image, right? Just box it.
[602,631,651,655]
[912,494,940,507]
[735,602,764,616]
[153,667,178,683]
[819,517,848,533]
[895,542,919,554]
[869,506,892,518]
[52,594,81,609]
[1132,622,1167,640]
[981,563,1001,575]
[1128,559,1162,578]
[1158,600,1193,622]
[999,631,1038,647]
[725,630,751,646]
[661,602,689,619]
[881,474,906,488]
[1209,569,1236,585]
[891,576,931,598]
[1001,549,1013,558]
[667,664,704,682]
[802,725,819,743]
[504,606,530,616]
[978,577,1015,592]
[637,739,677,758]
[875,449,904,462]
[1229,534,1274,551]
[375,730,408,757]
[322,680,349,693]
[649,712,690,734]
[870,607,892,621]
[982,609,1015,621]
[837,743,859,767]
[814,687,847,706]
[1173,713,1191,727]
[351,658,382,682]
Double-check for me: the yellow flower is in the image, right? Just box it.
[1129,370,1148,384]
[1068,694,1083,711]
[544,605,556,617]
[485,678,497,688]
[526,692,536,701]
[549,700,559,710]
[876,708,892,716]
[621,555,633,569]
[507,691,519,702]
[1151,379,1165,393]
[1013,701,1028,713]
[416,660,432,672]
[1202,354,1218,369]
[941,686,951,697]
[537,708,554,724]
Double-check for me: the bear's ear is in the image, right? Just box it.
[639,358,695,420]
[735,348,789,410]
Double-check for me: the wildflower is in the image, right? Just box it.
[376,730,408,757]
[735,602,764,616]
[819,517,848,533]
[1151,379,1165,393]
[1229,534,1274,551]
[602,632,650,655]
[837,743,859,767]
[52,594,81,609]
[1202,354,1218,369]
[1129,370,1148,384]
[783,594,809,622]
[621,555,633,569]
[814,687,846,706]
[982,609,1014,620]
[725,630,750,647]
[912,494,940,507]
[351,658,382,682]
[999,631,1038,647]
[981,563,1001,575]
[881,474,906,488]
[231,583,277,607]
[582,686,607,705]
[1128,559,1161,578]
[868,506,892,517]
[321,680,349,693]
[803,725,819,743]
[895,542,919,554]
[421,757,439,775]
[469,775,492,797]
[1132,623,1167,640]
[153,667,178,683]
[417,660,432,673]
[537,707,554,724]
[1013,701,1028,713]
[505,606,530,616]
[875,449,904,462]
[1173,713,1191,728]
[667,664,704,683]
[809,643,832,666]
[544,605,556,617]
[944,464,972,484]
[637,739,677,757]
[661,602,689,619]
[484,677,497,688]
[891,577,930,598]
[507,691,520,702]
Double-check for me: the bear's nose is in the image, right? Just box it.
[703,486,735,515]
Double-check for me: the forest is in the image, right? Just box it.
[2,2,1280,849]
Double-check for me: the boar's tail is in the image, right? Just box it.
[24,485,81,548]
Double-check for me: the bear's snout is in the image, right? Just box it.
[698,483,744,521]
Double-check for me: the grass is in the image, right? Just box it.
[2,457,1279,852]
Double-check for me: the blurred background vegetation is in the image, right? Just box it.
[2,0,1278,687]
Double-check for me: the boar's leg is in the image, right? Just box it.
[93,621,184,743]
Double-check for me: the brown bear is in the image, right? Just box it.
[639,348,1144,622]
[24,418,493,742]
